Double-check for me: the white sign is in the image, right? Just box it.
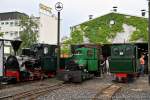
[39,3,52,14]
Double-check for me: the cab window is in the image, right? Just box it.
[113,47,119,55]
[87,50,93,57]
[74,50,82,55]
[125,47,132,55]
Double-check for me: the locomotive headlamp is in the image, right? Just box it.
[119,52,124,56]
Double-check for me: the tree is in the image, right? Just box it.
[70,30,83,44]
[0,32,4,37]
[19,16,38,48]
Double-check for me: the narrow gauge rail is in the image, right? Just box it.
[93,84,121,100]
[0,79,47,90]
[0,82,65,100]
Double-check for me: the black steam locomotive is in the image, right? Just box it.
[2,43,65,83]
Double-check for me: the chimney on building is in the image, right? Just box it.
[89,15,93,20]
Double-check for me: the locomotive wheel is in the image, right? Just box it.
[122,77,128,83]
[64,74,70,82]
[116,77,119,82]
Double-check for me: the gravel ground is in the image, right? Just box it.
[1,74,149,100]
[37,75,150,100]
[0,78,62,98]
[37,75,114,100]
[113,75,150,100]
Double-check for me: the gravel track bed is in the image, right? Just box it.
[0,78,62,97]
[2,75,148,100]
[113,76,150,100]
[37,75,113,100]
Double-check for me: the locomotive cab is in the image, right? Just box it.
[109,44,138,82]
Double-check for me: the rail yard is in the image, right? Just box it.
[0,75,149,100]
[0,0,150,100]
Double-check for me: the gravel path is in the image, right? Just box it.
[113,76,150,100]
[0,78,62,98]
[1,74,149,100]
[37,75,114,100]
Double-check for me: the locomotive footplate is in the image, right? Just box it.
[0,76,17,84]
[57,70,93,83]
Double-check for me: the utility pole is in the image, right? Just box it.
[55,2,63,71]
[148,0,150,84]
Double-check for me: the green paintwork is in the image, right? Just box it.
[109,44,138,73]
[88,60,98,71]
[73,47,100,71]
[41,57,57,71]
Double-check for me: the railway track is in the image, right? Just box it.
[93,84,121,100]
[0,82,65,100]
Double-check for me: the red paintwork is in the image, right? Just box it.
[5,71,20,82]
[115,73,127,78]
[59,68,65,71]
[47,72,55,77]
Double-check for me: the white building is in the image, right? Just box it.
[0,12,28,40]
[39,3,58,45]
[0,10,58,46]
[0,12,28,54]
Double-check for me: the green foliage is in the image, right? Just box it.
[62,13,148,54]
[124,16,148,41]
[80,13,125,43]
[61,39,71,55]
[19,16,38,48]
[0,32,4,37]
[69,13,148,44]
[70,30,83,44]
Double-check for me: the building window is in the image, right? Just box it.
[4,41,9,44]
[10,22,14,26]
[10,33,13,36]
[5,32,9,34]
[5,22,9,25]
[14,31,18,37]
[1,22,4,25]
[15,21,19,26]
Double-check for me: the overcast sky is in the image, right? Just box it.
[0,0,148,37]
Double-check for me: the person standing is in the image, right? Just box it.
[100,55,105,74]
[139,54,145,76]
[106,57,110,75]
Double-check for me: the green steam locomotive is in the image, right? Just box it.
[57,44,102,82]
